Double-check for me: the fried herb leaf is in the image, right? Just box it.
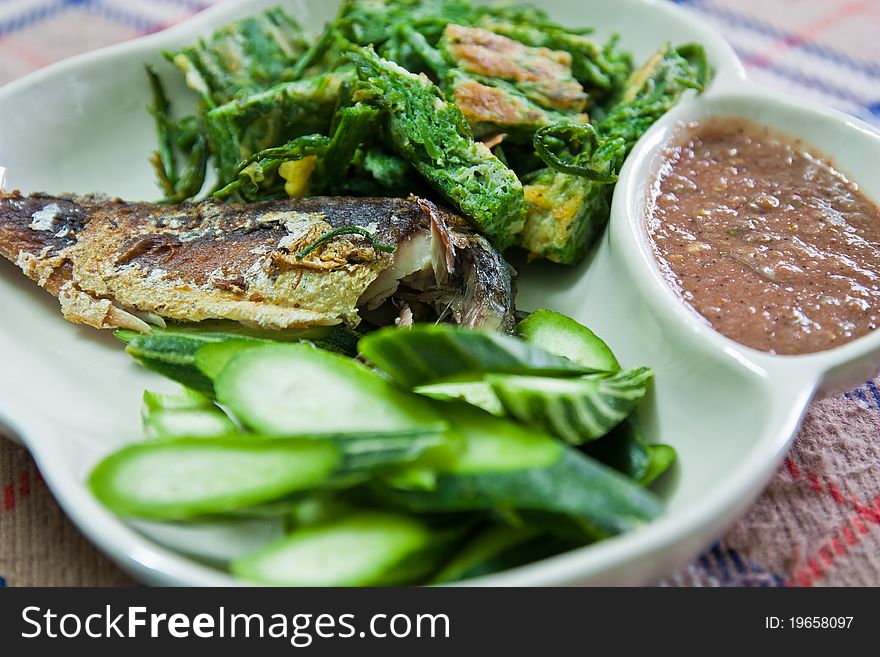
[205,71,351,184]
[349,46,525,250]
[168,7,310,108]
[519,43,708,265]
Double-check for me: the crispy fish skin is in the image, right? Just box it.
[0,192,516,333]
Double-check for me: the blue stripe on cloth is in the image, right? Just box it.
[84,0,163,33]
[730,47,876,110]
[151,0,213,11]
[866,381,880,410]
[855,387,869,405]
[697,543,785,586]
[0,0,81,37]
[709,543,732,581]
[671,0,880,80]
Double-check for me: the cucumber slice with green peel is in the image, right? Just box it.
[141,388,237,439]
[143,407,238,440]
[378,400,560,491]
[414,380,504,416]
[517,310,620,373]
[582,418,650,481]
[122,331,223,394]
[231,512,455,586]
[487,367,653,444]
[641,444,677,486]
[142,387,212,412]
[431,525,537,584]
[359,324,589,388]
[89,437,340,520]
[582,419,676,486]
[430,526,581,584]
[194,339,266,380]
[215,344,446,435]
[118,325,361,394]
[327,427,450,473]
[383,402,663,536]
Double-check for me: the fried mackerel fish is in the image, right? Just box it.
[0,192,515,333]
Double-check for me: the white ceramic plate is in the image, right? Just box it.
[2,0,879,586]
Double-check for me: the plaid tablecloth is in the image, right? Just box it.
[1,0,879,588]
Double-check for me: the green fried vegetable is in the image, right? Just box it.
[214,133,330,200]
[479,21,632,107]
[168,7,309,107]
[205,71,350,184]
[146,68,209,202]
[349,46,525,250]
[532,121,619,183]
[520,43,707,264]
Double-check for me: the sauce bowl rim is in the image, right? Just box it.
[613,81,880,391]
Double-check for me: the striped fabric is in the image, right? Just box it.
[0,0,879,587]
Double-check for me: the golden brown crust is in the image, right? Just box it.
[444,24,587,112]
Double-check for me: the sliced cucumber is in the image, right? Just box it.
[194,339,264,380]
[328,427,449,473]
[384,401,663,537]
[143,407,238,440]
[89,437,340,520]
[641,444,677,486]
[142,387,212,412]
[517,310,619,372]
[215,344,446,435]
[359,324,588,388]
[487,367,653,444]
[582,418,650,481]
[141,388,237,439]
[122,330,227,394]
[430,525,580,584]
[231,512,453,586]
[415,380,504,416]
[118,325,361,394]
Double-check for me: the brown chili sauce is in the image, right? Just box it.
[647,117,880,354]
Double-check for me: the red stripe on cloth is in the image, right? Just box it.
[785,458,800,480]
[827,482,845,504]
[784,473,880,586]
[3,484,13,512]
[0,35,52,68]
[1,467,34,512]
[742,0,872,69]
